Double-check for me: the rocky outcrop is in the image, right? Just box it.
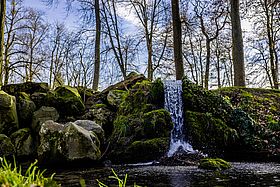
[37,120,102,164]
[108,79,173,163]
[74,120,105,142]
[0,91,19,135]
[0,134,15,157]
[107,90,127,108]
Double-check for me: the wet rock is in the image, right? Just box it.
[0,90,19,135]
[0,134,15,157]
[2,82,49,95]
[159,150,204,166]
[32,106,59,133]
[198,158,231,170]
[10,128,35,157]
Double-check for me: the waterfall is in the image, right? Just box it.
[164,80,195,157]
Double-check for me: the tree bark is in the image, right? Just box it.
[230,0,246,87]
[92,0,101,91]
[0,0,6,86]
[171,0,184,80]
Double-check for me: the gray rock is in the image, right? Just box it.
[0,134,15,157]
[74,120,105,142]
[37,120,101,164]
[63,123,101,161]
[10,128,35,157]
[32,106,59,133]
[0,91,19,135]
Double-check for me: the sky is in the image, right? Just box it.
[23,0,78,29]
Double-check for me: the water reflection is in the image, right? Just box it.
[50,163,280,187]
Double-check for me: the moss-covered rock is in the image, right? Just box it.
[124,138,170,163]
[142,109,173,139]
[37,121,65,164]
[107,90,127,108]
[16,92,36,128]
[10,128,35,157]
[0,134,15,157]
[182,78,233,123]
[185,111,238,156]
[2,82,49,95]
[0,91,19,135]
[46,86,85,117]
[198,158,231,170]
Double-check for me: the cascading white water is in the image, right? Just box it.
[164,80,195,157]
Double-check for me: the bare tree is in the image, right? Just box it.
[0,0,6,86]
[194,0,228,89]
[230,0,245,86]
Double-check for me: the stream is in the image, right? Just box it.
[50,162,280,186]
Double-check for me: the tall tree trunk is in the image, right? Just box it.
[0,0,6,86]
[204,40,210,89]
[147,43,153,80]
[92,0,101,91]
[230,0,245,87]
[264,0,278,89]
[171,0,184,80]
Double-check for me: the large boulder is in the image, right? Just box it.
[0,134,15,157]
[124,138,170,163]
[2,82,49,95]
[37,121,102,164]
[16,92,36,128]
[37,121,65,163]
[63,123,101,161]
[0,91,19,135]
[32,106,59,133]
[46,86,85,117]
[10,128,35,157]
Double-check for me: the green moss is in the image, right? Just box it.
[199,158,231,170]
[94,104,107,108]
[46,86,85,117]
[125,138,169,163]
[185,111,238,155]
[150,78,164,108]
[182,78,233,123]
[142,109,173,139]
